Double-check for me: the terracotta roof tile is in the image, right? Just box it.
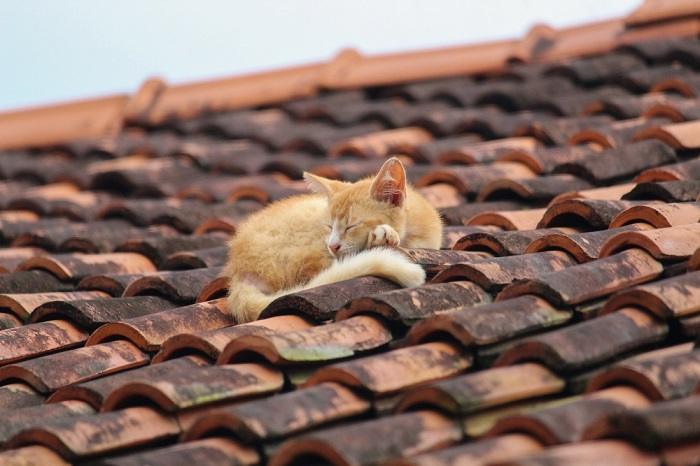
[3,11,700,466]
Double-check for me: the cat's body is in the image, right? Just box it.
[225,158,442,323]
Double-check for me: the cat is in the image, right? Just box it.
[225,157,443,323]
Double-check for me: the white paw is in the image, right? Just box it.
[367,224,401,249]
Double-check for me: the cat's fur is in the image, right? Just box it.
[225,157,443,323]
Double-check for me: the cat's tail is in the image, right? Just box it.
[227,247,425,323]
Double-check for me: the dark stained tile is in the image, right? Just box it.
[5,406,181,460]
[439,201,524,226]
[392,434,543,466]
[0,291,108,320]
[497,249,664,306]
[537,199,644,230]
[415,162,535,196]
[588,347,700,400]
[87,299,234,351]
[184,382,370,443]
[584,394,700,450]
[495,308,668,373]
[95,437,259,466]
[11,220,139,252]
[160,246,230,270]
[0,340,149,393]
[603,268,700,318]
[330,126,433,158]
[115,234,225,268]
[337,282,490,325]
[636,157,700,182]
[0,400,94,445]
[102,363,283,411]
[122,266,225,304]
[153,315,312,363]
[269,410,461,466]
[0,270,76,294]
[217,315,392,365]
[0,383,44,410]
[403,249,490,276]
[0,320,88,366]
[16,252,156,282]
[306,342,471,396]
[477,175,593,203]
[0,312,21,330]
[526,224,651,262]
[407,295,572,347]
[550,183,637,204]
[498,145,599,174]
[623,180,700,202]
[29,296,175,329]
[544,53,646,86]
[261,276,400,322]
[487,386,650,445]
[432,251,577,292]
[0,247,46,273]
[77,272,145,297]
[453,228,574,256]
[48,356,207,409]
[396,362,564,416]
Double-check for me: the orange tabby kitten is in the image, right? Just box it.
[225,157,443,322]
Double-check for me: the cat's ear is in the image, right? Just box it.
[370,157,406,207]
[303,172,344,197]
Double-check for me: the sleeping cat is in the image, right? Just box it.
[225,157,443,323]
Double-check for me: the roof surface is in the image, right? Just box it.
[1,1,700,465]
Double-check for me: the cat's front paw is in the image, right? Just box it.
[367,224,400,249]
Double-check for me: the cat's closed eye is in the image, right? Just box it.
[344,223,359,232]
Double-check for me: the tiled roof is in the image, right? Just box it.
[1,1,700,465]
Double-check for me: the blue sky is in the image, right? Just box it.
[0,0,640,111]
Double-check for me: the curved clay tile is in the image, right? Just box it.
[430,251,576,292]
[0,445,71,466]
[466,208,547,231]
[336,282,490,325]
[395,362,564,415]
[635,119,700,149]
[477,175,592,203]
[587,346,700,400]
[497,145,599,174]
[193,216,238,236]
[439,201,523,226]
[268,410,461,466]
[329,127,433,158]
[96,437,259,466]
[415,163,535,196]
[101,363,283,412]
[635,157,700,182]
[217,316,392,365]
[0,320,87,366]
[183,382,369,443]
[305,342,471,396]
[47,356,207,409]
[583,394,700,452]
[487,386,650,445]
[626,0,700,26]
[86,299,233,351]
[571,117,668,149]
[495,308,667,372]
[29,296,175,330]
[537,199,643,230]
[417,183,464,209]
[498,248,663,306]
[195,275,229,302]
[260,276,400,322]
[390,434,543,466]
[403,248,490,276]
[602,270,700,318]
[122,266,224,304]
[0,400,94,446]
[493,439,658,466]
[152,315,312,363]
[115,234,224,268]
[599,223,700,259]
[525,224,651,262]
[0,313,21,330]
[691,247,700,271]
[442,225,501,250]
[0,383,44,410]
[0,340,149,394]
[16,253,156,281]
[438,137,540,165]
[0,291,108,320]
[76,272,143,297]
[609,201,700,228]
[644,96,700,122]
[407,295,571,348]
[5,406,180,460]
[623,180,700,202]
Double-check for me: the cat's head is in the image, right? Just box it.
[304,157,408,257]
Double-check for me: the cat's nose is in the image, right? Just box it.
[328,243,341,254]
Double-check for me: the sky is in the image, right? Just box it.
[0,0,641,111]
